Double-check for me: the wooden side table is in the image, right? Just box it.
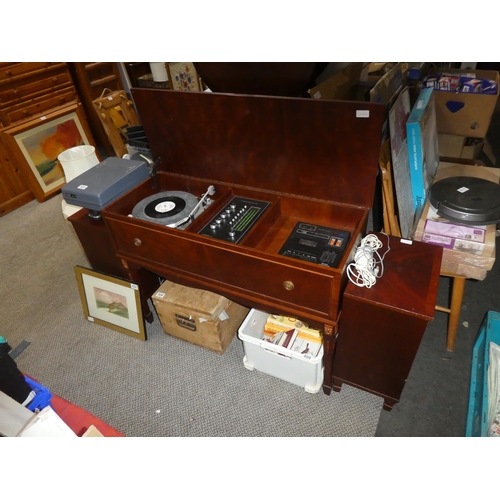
[331,234,443,410]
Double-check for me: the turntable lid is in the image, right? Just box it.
[131,88,385,209]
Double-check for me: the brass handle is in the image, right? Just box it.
[134,238,142,247]
[283,280,294,291]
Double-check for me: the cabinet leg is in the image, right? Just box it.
[382,397,397,411]
[332,377,342,393]
[322,324,335,396]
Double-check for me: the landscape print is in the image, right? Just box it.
[19,115,84,188]
[93,287,129,319]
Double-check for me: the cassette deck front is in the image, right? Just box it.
[279,222,351,268]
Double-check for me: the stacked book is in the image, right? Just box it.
[261,314,323,359]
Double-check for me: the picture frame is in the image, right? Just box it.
[167,63,202,92]
[1,103,95,202]
[74,266,146,341]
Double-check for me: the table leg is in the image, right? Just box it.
[446,276,466,352]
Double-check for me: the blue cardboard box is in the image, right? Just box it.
[466,311,500,437]
[406,88,439,211]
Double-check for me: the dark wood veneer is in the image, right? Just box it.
[98,89,387,396]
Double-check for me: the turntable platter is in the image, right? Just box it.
[132,191,198,226]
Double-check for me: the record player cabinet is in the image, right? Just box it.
[99,88,385,395]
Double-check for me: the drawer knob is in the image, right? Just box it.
[133,238,142,247]
[283,280,294,291]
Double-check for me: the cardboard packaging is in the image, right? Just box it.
[426,68,499,139]
[438,134,467,158]
[308,62,364,101]
[406,87,439,211]
[438,134,497,164]
[413,162,498,280]
[152,280,249,354]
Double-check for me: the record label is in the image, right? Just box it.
[132,191,198,226]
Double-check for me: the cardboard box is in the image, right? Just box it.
[406,87,440,211]
[438,133,466,158]
[152,280,249,354]
[438,134,497,164]
[308,62,364,101]
[413,162,497,280]
[426,68,499,139]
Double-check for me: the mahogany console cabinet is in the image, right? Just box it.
[332,234,443,410]
[99,88,386,395]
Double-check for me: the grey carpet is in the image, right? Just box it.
[0,195,384,436]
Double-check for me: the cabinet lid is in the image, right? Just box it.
[131,88,385,209]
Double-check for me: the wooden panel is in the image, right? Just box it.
[0,62,62,81]
[0,135,34,217]
[0,66,73,107]
[131,88,385,209]
[106,216,337,317]
[0,89,77,125]
[68,63,125,155]
[331,234,443,409]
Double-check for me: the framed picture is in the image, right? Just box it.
[75,266,146,341]
[1,103,95,202]
[167,62,202,92]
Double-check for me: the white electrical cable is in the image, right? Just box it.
[347,233,391,288]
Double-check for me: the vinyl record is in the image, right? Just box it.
[429,176,500,225]
[144,196,185,219]
[132,191,198,225]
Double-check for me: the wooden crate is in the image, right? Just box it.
[152,280,249,354]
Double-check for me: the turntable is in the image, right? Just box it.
[429,176,500,225]
[131,185,215,229]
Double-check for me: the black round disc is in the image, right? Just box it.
[429,176,500,225]
[144,196,186,219]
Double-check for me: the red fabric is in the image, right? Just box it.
[50,393,124,437]
[24,375,124,437]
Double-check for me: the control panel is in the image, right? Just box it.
[198,196,270,243]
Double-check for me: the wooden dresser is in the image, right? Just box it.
[0,62,96,215]
[0,62,77,127]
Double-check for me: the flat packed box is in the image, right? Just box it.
[238,309,324,394]
[152,280,249,354]
[406,87,439,211]
[425,68,499,139]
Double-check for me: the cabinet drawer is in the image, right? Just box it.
[0,89,77,125]
[0,62,60,81]
[0,67,73,107]
[84,62,118,87]
[107,219,335,316]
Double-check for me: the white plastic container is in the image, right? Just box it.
[238,309,324,393]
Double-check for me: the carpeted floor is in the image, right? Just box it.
[0,195,384,437]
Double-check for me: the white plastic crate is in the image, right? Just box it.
[238,309,324,393]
